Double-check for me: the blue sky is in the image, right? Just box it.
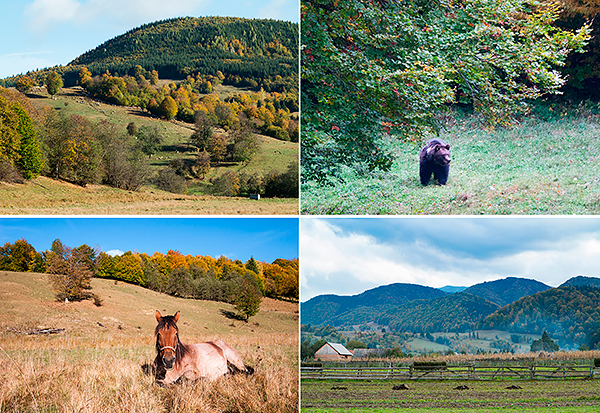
[301,217,600,301]
[0,217,298,262]
[0,0,299,79]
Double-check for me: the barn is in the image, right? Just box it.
[314,342,353,361]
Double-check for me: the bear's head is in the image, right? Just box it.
[427,142,451,166]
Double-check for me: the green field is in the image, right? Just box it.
[301,379,600,412]
[301,106,600,215]
[0,271,299,412]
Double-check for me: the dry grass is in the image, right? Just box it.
[0,177,298,215]
[0,272,299,412]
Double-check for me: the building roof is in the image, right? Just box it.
[327,342,353,356]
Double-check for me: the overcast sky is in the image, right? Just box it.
[0,217,298,262]
[0,0,299,79]
[300,217,600,302]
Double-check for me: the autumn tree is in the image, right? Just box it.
[158,96,178,120]
[78,67,92,88]
[47,239,100,304]
[301,0,592,181]
[207,133,228,163]
[0,239,45,272]
[113,251,145,285]
[45,71,63,96]
[15,76,36,94]
[193,150,211,178]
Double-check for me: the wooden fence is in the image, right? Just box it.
[301,364,600,380]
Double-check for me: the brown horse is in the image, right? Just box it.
[153,310,253,384]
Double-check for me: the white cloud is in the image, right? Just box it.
[301,218,600,301]
[258,0,291,20]
[105,249,124,256]
[24,0,81,31]
[24,0,209,32]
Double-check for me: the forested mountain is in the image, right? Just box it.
[560,275,600,288]
[463,277,551,307]
[376,293,500,333]
[6,17,298,88]
[301,283,447,326]
[479,286,600,348]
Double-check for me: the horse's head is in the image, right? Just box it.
[155,310,180,370]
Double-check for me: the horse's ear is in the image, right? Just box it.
[155,310,162,322]
[174,311,180,323]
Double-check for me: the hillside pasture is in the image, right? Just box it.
[0,271,299,412]
[1,87,299,214]
[301,107,600,215]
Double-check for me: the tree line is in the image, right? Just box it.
[0,238,299,317]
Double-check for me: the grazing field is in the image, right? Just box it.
[301,379,600,412]
[301,106,600,215]
[6,86,298,215]
[0,176,297,215]
[0,271,299,412]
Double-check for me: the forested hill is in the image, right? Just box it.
[301,283,447,326]
[560,275,600,288]
[10,16,298,87]
[463,277,551,307]
[71,17,297,78]
[479,286,600,349]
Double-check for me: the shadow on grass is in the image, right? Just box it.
[220,309,246,322]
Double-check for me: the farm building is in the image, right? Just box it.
[314,342,353,361]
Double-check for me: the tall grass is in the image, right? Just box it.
[0,332,298,413]
[301,104,600,215]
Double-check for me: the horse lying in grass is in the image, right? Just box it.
[154,310,254,385]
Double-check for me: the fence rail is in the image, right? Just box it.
[301,365,600,380]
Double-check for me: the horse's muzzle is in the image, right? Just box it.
[162,357,175,370]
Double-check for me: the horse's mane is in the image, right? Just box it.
[155,314,190,369]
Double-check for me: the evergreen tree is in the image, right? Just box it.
[235,276,262,322]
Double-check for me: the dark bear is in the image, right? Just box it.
[419,138,451,186]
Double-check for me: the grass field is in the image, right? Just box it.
[0,271,299,412]
[301,379,600,412]
[0,176,297,215]
[301,106,600,215]
[8,86,298,215]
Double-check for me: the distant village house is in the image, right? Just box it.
[314,342,353,361]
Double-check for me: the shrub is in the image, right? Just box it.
[0,159,24,183]
[212,171,240,196]
[155,167,187,194]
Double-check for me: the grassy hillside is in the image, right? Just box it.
[0,87,298,214]
[301,106,600,214]
[0,271,298,412]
